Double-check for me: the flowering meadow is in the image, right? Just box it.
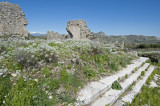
[0,38,135,105]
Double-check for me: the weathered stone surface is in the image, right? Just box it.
[76,57,148,105]
[66,19,92,39]
[46,31,61,40]
[46,31,71,40]
[0,1,28,37]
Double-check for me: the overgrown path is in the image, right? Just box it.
[76,57,149,106]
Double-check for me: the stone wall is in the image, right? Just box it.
[0,1,28,37]
[66,19,92,40]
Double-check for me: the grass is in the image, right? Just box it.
[0,74,12,105]
[130,68,160,106]
[0,39,135,105]
[42,67,52,77]
[131,86,160,106]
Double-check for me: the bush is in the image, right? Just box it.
[141,71,145,76]
[15,50,37,68]
[84,66,96,79]
[125,74,128,78]
[135,67,138,71]
[111,81,122,90]
[118,77,120,81]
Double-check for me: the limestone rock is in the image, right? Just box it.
[66,19,92,39]
[11,73,17,77]
[0,1,28,38]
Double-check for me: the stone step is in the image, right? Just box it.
[91,63,150,106]
[76,57,148,105]
[120,65,155,105]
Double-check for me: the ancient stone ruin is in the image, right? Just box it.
[66,19,92,39]
[46,31,70,40]
[46,31,61,40]
[0,1,28,38]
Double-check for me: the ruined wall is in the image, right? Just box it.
[0,1,28,37]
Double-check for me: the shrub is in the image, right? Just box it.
[141,71,145,76]
[111,81,122,90]
[118,77,121,81]
[15,50,37,68]
[125,74,128,78]
[67,65,72,70]
[84,66,96,79]
[142,62,145,66]
[145,67,148,71]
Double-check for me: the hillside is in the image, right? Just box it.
[93,33,160,44]
[0,39,136,105]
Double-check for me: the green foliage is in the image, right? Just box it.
[0,58,22,71]
[42,67,52,77]
[131,86,160,106]
[109,61,119,71]
[135,67,138,71]
[128,81,136,91]
[145,66,149,71]
[146,68,160,85]
[135,43,160,49]
[130,68,160,105]
[112,49,116,52]
[67,64,72,70]
[146,59,151,63]
[60,69,82,93]
[48,42,61,48]
[84,66,96,79]
[111,81,122,90]
[0,39,136,105]
[141,62,145,66]
[0,45,7,54]
[0,74,12,105]
[141,71,145,76]
[46,79,60,91]
[118,77,121,81]
[125,74,128,78]
[5,76,55,106]
[58,92,76,104]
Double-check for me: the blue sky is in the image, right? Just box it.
[2,0,160,36]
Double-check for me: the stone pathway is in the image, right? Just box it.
[91,63,150,106]
[121,65,154,105]
[76,57,148,105]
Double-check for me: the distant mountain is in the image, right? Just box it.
[29,32,44,36]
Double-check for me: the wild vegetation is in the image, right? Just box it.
[0,39,135,105]
[130,68,160,106]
